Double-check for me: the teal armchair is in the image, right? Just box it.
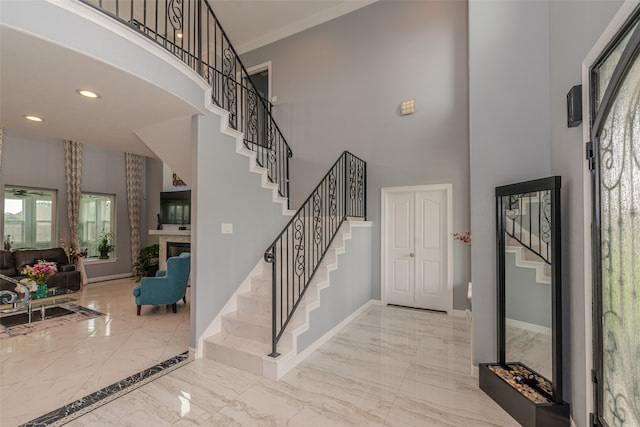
[133,252,190,315]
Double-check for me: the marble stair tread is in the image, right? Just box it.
[205,333,272,357]
[206,333,293,357]
[250,270,329,293]
[223,309,306,332]
[237,284,319,313]
[203,333,290,376]
[223,310,270,325]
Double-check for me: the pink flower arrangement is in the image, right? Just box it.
[452,231,471,246]
[22,262,57,284]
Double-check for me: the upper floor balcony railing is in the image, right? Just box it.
[80,0,291,203]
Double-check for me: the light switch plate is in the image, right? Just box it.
[221,223,233,234]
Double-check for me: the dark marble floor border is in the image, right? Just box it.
[20,350,193,426]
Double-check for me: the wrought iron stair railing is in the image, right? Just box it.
[504,191,552,264]
[264,151,366,357]
[80,0,292,203]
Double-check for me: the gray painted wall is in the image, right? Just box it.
[241,0,471,310]
[505,252,551,328]
[1,129,67,248]
[469,0,551,371]
[297,224,373,352]
[191,111,290,346]
[0,128,144,279]
[548,2,623,425]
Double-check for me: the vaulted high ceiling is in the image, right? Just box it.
[210,1,377,54]
[0,1,376,156]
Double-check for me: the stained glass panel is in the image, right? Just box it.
[597,49,640,427]
[593,20,638,111]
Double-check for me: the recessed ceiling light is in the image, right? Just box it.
[176,33,183,39]
[76,89,100,99]
[23,115,44,122]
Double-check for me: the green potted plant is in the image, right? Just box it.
[97,229,114,259]
[133,244,160,280]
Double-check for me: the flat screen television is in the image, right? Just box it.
[160,190,191,225]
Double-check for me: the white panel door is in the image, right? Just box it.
[414,190,448,311]
[385,188,449,311]
[385,192,415,307]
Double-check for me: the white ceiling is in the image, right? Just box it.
[210,0,378,54]
[0,1,376,157]
[0,25,199,157]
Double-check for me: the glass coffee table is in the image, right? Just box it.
[3,287,75,324]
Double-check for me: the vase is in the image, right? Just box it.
[37,283,48,298]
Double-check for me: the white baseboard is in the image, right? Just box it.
[470,364,479,378]
[86,272,133,284]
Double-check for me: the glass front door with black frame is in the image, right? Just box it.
[590,10,640,427]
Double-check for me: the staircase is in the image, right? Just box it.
[203,221,355,379]
[80,0,369,380]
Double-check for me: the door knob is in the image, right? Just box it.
[410,252,415,257]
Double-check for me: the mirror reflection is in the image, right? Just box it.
[503,190,553,380]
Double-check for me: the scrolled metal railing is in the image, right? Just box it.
[505,191,552,264]
[0,274,31,314]
[264,151,366,357]
[80,0,292,202]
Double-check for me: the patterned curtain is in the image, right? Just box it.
[64,140,87,284]
[126,153,144,270]
[0,127,4,173]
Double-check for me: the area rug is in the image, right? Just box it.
[0,303,105,339]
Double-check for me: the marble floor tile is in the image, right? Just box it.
[0,277,190,426]
[68,305,517,427]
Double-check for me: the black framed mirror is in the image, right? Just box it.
[496,176,563,403]
[480,176,568,426]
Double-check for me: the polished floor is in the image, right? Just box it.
[68,305,518,426]
[0,278,190,426]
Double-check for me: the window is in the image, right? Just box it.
[4,187,56,249]
[79,193,115,258]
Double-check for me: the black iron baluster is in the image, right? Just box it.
[363,161,367,219]
[262,152,366,356]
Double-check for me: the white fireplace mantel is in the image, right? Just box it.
[149,230,191,237]
[149,229,191,270]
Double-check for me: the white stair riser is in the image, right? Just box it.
[237,283,321,317]
[222,314,271,344]
[237,292,272,317]
[250,268,329,293]
[204,340,263,376]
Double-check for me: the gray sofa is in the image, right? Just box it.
[0,248,82,293]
